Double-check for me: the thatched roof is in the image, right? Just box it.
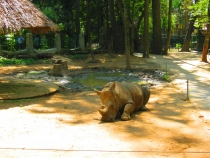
[0,0,59,34]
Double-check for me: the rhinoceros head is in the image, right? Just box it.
[94,82,120,122]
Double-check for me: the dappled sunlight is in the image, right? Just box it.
[1,52,210,155]
[178,63,197,71]
[1,84,209,153]
[68,65,83,69]
[0,65,51,75]
[16,91,101,126]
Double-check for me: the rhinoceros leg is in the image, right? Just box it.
[140,104,148,111]
[121,103,135,121]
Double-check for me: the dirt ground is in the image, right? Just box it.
[0,53,209,158]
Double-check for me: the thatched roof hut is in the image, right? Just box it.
[0,0,59,34]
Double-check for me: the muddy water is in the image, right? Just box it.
[72,72,125,87]
[8,69,166,92]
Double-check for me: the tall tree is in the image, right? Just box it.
[143,0,149,58]
[123,0,131,69]
[86,0,94,60]
[201,0,210,62]
[163,0,173,55]
[108,0,117,54]
[152,0,162,55]
[181,0,196,52]
[181,20,195,51]
[76,0,80,47]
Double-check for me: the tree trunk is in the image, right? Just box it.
[134,7,144,52]
[181,20,195,52]
[108,0,117,54]
[76,0,80,47]
[201,0,210,62]
[152,0,162,55]
[123,0,131,69]
[116,0,125,24]
[86,0,94,60]
[201,24,210,62]
[50,60,68,77]
[143,0,149,58]
[163,0,172,55]
[130,1,135,56]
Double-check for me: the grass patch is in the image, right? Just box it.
[68,54,87,59]
[0,57,52,66]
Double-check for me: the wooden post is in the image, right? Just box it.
[26,33,34,54]
[55,33,61,53]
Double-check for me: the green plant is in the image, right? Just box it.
[175,43,182,50]
[162,74,171,82]
[1,34,16,51]
[0,57,52,66]
[40,36,49,50]
[64,35,71,49]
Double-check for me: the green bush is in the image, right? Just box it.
[175,43,182,50]
[162,74,171,82]
[0,57,52,66]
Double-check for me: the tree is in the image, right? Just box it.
[108,0,117,54]
[123,0,131,69]
[163,0,173,55]
[201,0,210,62]
[181,20,195,51]
[181,0,196,52]
[143,0,150,58]
[152,0,162,55]
[188,0,209,62]
[86,0,95,60]
[75,0,80,47]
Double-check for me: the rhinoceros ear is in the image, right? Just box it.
[109,82,116,91]
[94,89,101,95]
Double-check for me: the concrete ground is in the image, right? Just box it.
[148,50,210,141]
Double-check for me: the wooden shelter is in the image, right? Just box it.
[0,0,58,34]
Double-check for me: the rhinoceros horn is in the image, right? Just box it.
[98,108,107,116]
[94,89,101,95]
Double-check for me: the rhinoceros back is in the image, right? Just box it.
[115,81,149,111]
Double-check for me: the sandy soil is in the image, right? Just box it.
[0,53,209,158]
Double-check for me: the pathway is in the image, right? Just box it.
[148,50,210,141]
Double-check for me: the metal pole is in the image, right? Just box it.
[187,79,189,101]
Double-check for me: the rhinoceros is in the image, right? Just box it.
[94,81,150,122]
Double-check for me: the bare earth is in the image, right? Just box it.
[0,53,209,158]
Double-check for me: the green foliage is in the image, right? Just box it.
[1,34,16,51]
[0,57,52,66]
[40,36,49,50]
[176,43,182,49]
[64,35,71,49]
[68,54,87,59]
[188,0,209,28]
[5,34,16,51]
[162,74,171,82]
[29,0,193,52]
